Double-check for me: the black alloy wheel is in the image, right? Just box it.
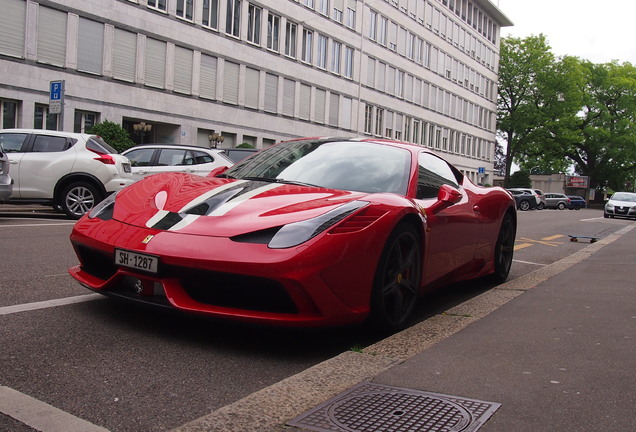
[489,214,516,284]
[61,182,101,219]
[518,200,530,211]
[370,223,422,332]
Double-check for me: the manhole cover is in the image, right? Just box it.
[287,382,500,432]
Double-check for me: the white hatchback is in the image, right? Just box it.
[122,144,234,181]
[0,129,134,218]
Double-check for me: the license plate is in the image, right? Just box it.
[115,249,159,273]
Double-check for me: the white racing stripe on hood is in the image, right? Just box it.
[146,210,170,228]
[208,183,283,216]
[177,180,248,213]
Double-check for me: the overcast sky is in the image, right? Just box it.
[496,0,636,65]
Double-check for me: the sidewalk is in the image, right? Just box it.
[173,225,636,432]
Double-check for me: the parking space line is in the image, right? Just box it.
[0,386,110,432]
[514,243,533,250]
[542,234,565,241]
[0,294,103,316]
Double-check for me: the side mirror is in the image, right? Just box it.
[430,184,462,213]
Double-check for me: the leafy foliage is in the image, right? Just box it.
[87,120,135,153]
[498,35,636,191]
[507,170,531,188]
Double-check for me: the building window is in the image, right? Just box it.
[375,108,384,136]
[303,0,315,8]
[113,28,136,82]
[345,7,355,28]
[226,0,241,37]
[1,100,17,129]
[77,18,104,75]
[331,41,341,74]
[285,21,297,58]
[264,73,278,113]
[267,13,280,51]
[364,104,373,134]
[34,105,58,130]
[368,10,377,40]
[176,0,193,21]
[37,7,67,67]
[74,110,98,133]
[317,34,328,69]
[379,16,388,46]
[247,4,262,45]
[318,0,329,15]
[147,0,167,12]
[344,46,353,78]
[332,7,342,23]
[202,0,219,29]
[302,29,313,63]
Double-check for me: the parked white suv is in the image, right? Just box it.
[0,129,134,219]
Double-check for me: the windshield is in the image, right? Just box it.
[611,192,636,202]
[223,139,411,195]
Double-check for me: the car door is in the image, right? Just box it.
[124,147,157,180]
[414,152,481,286]
[0,132,29,197]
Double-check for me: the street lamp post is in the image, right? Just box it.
[208,133,224,149]
[133,122,152,145]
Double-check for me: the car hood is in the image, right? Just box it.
[607,198,636,207]
[113,173,369,236]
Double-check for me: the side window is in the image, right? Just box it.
[32,135,69,152]
[417,153,459,199]
[158,149,187,166]
[192,151,213,165]
[0,133,28,152]
[125,148,155,167]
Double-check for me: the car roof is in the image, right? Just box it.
[123,144,226,154]
[0,128,93,140]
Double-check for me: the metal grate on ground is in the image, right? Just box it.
[287,382,500,432]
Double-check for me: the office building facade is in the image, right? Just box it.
[0,0,511,184]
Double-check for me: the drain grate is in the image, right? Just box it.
[287,382,500,432]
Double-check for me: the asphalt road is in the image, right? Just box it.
[0,205,630,432]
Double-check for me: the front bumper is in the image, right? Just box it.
[69,217,384,327]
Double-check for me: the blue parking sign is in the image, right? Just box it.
[50,81,62,101]
[49,80,64,114]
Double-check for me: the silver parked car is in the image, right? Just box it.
[0,142,12,202]
[604,192,636,220]
[122,144,234,181]
[544,193,571,210]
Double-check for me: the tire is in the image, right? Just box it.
[557,202,566,210]
[370,223,421,332]
[518,200,530,211]
[604,213,609,218]
[489,214,516,284]
[60,182,101,219]
[537,203,545,210]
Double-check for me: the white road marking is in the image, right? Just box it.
[0,386,110,432]
[0,294,103,316]
[0,222,76,228]
[513,259,546,266]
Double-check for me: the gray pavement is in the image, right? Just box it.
[173,224,636,432]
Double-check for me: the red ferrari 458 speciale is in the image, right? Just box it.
[69,137,516,331]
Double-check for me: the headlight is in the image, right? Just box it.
[88,191,118,220]
[268,201,369,249]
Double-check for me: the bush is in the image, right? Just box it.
[237,142,255,148]
[508,170,532,188]
[87,120,135,153]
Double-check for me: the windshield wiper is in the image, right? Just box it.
[242,176,321,188]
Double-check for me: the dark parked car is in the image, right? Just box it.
[567,195,586,210]
[507,189,537,211]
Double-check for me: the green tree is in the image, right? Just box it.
[87,120,135,153]
[561,60,636,190]
[497,35,555,186]
[508,170,531,188]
